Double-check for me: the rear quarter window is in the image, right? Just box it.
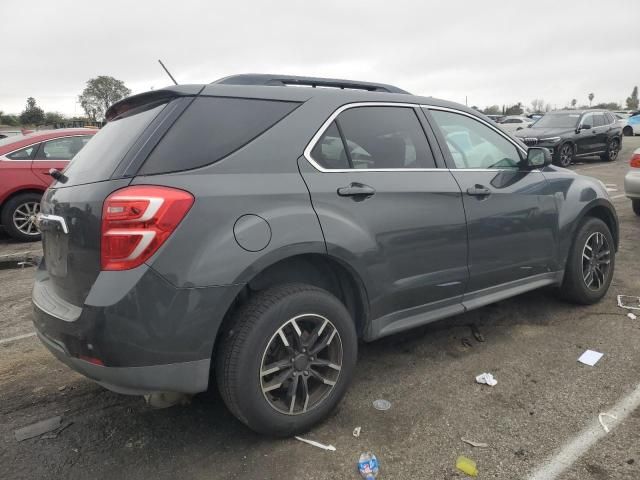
[139,97,300,175]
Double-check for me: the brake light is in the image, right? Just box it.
[630,153,640,168]
[101,186,194,270]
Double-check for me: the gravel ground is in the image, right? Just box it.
[1,137,639,480]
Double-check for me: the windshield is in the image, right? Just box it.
[532,113,580,128]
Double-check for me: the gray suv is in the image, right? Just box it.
[33,74,618,436]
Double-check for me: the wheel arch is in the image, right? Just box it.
[575,200,619,251]
[212,253,370,364]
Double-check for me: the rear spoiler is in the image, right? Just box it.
[105,85,205,122]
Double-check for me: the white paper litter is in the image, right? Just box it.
[578,350,603,366]
[294,436,336,451]
[461,437,488,448]
[352,426,361,438]
[475,372,497,386]
[598,412,618,433]
[617,295,640,311]
[627,312,637,320]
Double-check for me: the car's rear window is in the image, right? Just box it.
[138,97,299,175]
[59,102,167,186]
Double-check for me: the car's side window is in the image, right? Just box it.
[310,122,350,169]
[6,144,38,160]
[37,136,91,160]
[581,113,594,128]
[592,114,604,127]
[429,109,522,169]
[335,107,436,169]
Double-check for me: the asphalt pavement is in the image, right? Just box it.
[1,137,639,480]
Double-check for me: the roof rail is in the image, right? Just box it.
[212,74,410,94]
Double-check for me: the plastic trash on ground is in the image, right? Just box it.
[373,399,391,410]
[358,452,379,479]
[617,295,640,310]
[475,372,497,386]
[456,455,478,477]
[578,350,603,366]
[628,312,637,320]
[461,437,488,448]
[294,436,336,451]
[353,426,361,438]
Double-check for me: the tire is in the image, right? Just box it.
[559,217,615,305]
[623,126,633,137]
[216,283,357,437]
[1,192,42,242]
[632,199,640,216]
[600,137,620,162]
[554,143,574,167]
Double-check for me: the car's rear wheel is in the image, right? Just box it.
[623,126,633,137]
[555,143,574,167]
[600,137,620,162]
[559,217,614,304]
[216,283,357,437]
[632,199,640,216]
[1,192,42,242]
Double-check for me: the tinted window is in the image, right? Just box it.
[38,136,91,160]
[335,107,436,169]
[140,97,299,175]
[311,122,349,169]
[532,113,580,128]
[429,109,522,169]
[581,113,594,128]
[7,144,37,160]
[592,114,606,127]
[62,102,167,186]
[502,119,521,124]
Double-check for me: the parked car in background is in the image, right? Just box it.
[0,129,24,140]
[527,113,544,121]
[620,112,640,137]
[498,115,534,132]
[33,75,618,437]
[514,110,622,167]
[625,147,640,215]
[0,128,96,240]
[485,114,503,123]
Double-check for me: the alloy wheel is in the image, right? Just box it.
[559,144,572,167]
[12,201,40,236]
[581,232,611,291]
[260,314,343,415]
[608,139,619,161]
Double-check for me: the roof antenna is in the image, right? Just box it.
[158,59,178,85]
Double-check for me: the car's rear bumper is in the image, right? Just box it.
[624,170,640,199]
[32,262,243,395]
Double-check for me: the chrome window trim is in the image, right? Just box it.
[303,102,530,173]
[1,134,91,162]
[303,102,442,173]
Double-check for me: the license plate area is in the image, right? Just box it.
[44,231,69,277]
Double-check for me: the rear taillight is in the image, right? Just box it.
[630,153,640,169]
[101,186,194,271]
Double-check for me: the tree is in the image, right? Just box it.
[626,86,639,110]
[588,93,594,107]
[505,102,523,115]
[0,111,20,126]
[44,112,66,125]
[592,102,621,111]
[531,98,544,112]
[19,97,45,125]
[78,76,131,121]
[483,105,501,115]
[571,99,577,109]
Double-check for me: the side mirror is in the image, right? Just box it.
[526,147,551,169]
[577,124,592,132]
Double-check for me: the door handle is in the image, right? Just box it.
[337,183,376,197]
[466,185,491,196]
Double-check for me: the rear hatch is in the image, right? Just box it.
[39,89,198,306]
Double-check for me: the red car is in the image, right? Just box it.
[0,128,96,241]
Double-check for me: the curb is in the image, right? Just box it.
[0,251,42,269]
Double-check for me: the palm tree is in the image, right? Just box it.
[588,93,594,107]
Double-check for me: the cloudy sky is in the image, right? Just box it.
[2,0,639,116]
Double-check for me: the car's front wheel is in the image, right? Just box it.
[559,217,615,304]
[1,192,42,242]
[216,283,357,436]
[623,126,634,137]
[600,137,620,162]
[555,143,574,167]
